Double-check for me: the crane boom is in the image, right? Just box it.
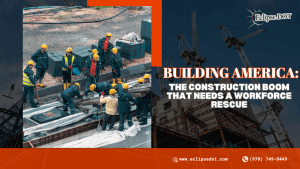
[192,11,198,55]
[219,24,294,148]
[238,29,266,42]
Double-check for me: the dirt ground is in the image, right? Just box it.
[23,6,151,87]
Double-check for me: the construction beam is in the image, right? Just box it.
[198,126,219,137]
[225,108,261,126]
[155,125,198,143]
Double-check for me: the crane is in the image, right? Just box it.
[219,25,294,148]
[155,53,174,98]
[178,11,206,67]
[2,84,14,108]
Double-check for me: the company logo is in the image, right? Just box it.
[242,156,249,163]
[247,8,292,29]
[172,157,178,163]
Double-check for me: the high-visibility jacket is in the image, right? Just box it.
[62,55,75,71]
[23,67,35,86]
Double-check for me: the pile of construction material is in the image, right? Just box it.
[141,17,151,54]
[72,46,93,71]
[116,41,145,60]
[47,51,64,77]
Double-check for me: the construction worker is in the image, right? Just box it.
[85,82,112,97]
[23,61,39,108]
[98,33,113,71]
[82,49,100,72]
[31,44,48,87]
[61,83,83,115]
[117,83,136,131]
[110,47,123,85]
[135,78,144,122]
[140,74,151,125]
[100,89,118,131]
[62,47,78,90]
[111,83,126,94]
[83,53,101,94]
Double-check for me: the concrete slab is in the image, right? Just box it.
[121,68,129,76]
[144,62,151,71]
[128,64,145,75]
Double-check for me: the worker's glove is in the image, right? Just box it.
[82,67,85,71]
[101,92,105,96]
[69,65,72,69]
[113,70,116,73]
[34,84,37,87]
[121,66,123,69]
[81,94,84,96]
[101,69,103,73]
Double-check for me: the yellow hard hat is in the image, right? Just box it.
[90,84,96,91]
[92,49,98,54]
[143,74,151,79]
[74,83,80,88]
[109,89,117,95]
[112,48,118,53]
[123,83,129,89]
[27,61,34,65]
[138,78,144,83]
[66,47,72,53]
[93,53,99,60]
[106,33,112,37]
[41,44,47,49]
[111,83,117,87]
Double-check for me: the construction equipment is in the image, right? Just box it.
[2,84,14,108]
[155,55,174,98]
[219,25,293,148]
[177,11,206,67]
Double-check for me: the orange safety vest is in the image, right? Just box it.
[103,38,109,52]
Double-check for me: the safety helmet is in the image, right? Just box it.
[27,61,34,66]
[111,83,117,87]
[74,83,80,88]
[123,83,129,89]
[66,47,72,53]
[92,49,98,54]
[109,89,117,95]
[106,33,112,37]
[41,44,47,49]
[143,74,151,79]
[112,48,118,53]
[93,53,99,60]
[90,84,96,91]
[138,78,144,83]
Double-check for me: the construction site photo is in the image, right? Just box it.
[22,6,152,148]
